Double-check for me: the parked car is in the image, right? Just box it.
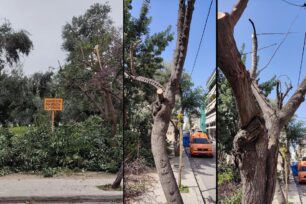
[298,159,306,183]
[189,131,213,157]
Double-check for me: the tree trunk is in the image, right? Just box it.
[127,1,196,203]
[218,3,306,202]
[151,105,183,204]
[112,162,123,189]
[105,91,117,136]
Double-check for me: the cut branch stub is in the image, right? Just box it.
[230,0,249,26]
[157,88,164,102]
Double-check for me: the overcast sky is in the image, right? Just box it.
[0,0,122,75]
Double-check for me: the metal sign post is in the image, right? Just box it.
[44,98,63,132]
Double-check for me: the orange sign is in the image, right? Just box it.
[44,98,63,111]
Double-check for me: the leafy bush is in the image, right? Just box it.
[0,116,122,174]
[218,163,240,186]
[222,188,242,204]
[218,168,234,186]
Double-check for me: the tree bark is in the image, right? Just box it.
[151,101,183,203]
[112,162,123,189]
[218,1,306,203]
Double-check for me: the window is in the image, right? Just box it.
[192,138,209,144]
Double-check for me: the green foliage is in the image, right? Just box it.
[222,188,242,204]
[218,169,234,186]
[0,116,122,174]
[124,0,173,166]
[179,185,189,193]
[286,117,306,145]
[217,69,238,155]
[58,3,122,125]
[258,75,278,97]
[0,21,33,69]
[218,163,240,185]
[9,126,29,136]
[0,70,54,126]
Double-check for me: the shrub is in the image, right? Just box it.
[223,188,242,204]
[0,116,122,174]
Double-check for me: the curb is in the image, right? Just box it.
[0,194,123,203]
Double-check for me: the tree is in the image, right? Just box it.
[125,0,196,203]
[217,69,239,158]
[218,1,306,203]
[0,21,33,70]
[0,21,33,125]
[60,3,122,136]
[123,0,173,168]
[59,3,123,188]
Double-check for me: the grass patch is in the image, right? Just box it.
[218,168,234,185]
[179,185,189,193]
[9,126,29,136]
[97,184,122,191]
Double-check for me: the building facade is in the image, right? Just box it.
[205,71,216,139]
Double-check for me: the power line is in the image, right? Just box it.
[281,0,306,7]
[298,33,306,86]
[257,32,299,36]
[190,0,213,77]
[241,43,277,55]
[258,8,302,74]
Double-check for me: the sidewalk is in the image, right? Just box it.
[133,152,204,204]
[0,173,123,203]
[272,173,301,204]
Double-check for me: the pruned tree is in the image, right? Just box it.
[60,3,123,136]
[218,0,306,203]
[125,0,196,202]
[59,3,123,189]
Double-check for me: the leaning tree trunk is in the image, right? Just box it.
[112,162,123,189]
[125,0,196,203]
[151,104,183,203]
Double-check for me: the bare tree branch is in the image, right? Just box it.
[230,0,249,26]
[249,19,258,79]
[283,82,293,100]
[251,82,274,120]
[218,12,259,127]
[280,77,306,125]
[167,0,195,102]
[124,72,165,91]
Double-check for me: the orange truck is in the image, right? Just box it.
[298,160,306,183]
[189,131,213,157]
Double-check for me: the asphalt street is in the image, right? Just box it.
[187,142,216,203]
[295,176,306,203]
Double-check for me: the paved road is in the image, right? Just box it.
[294,176,306,203]
[187,141,216,204]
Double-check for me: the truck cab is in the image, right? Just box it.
[189,131,213,157]
[298,158,306,183]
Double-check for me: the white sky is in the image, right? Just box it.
[0,0,123,75]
